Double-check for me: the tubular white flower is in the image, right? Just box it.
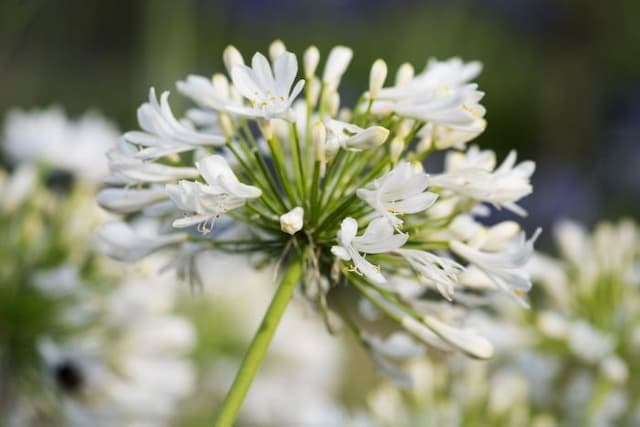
[395,62,414,86]
[223,44,245,75]
[269,39,286,62]
[280,207,304,235]
[229,51,305,120]
[324,119,389,152]
[430,146,535,216]
[97,187,169,214]
[322,46,353,91]
[303,45,320,79]
[177,74,240,112]
[356,161,437,226]
[96,221,186,261]
[396,249,463,300]
[331,217,408,284]
[369,59,387,99]
[166,155,261,230]
[123,88,225,160]
[450,228,542,306]
[106,143,199,184]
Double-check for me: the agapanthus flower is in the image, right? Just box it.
[97,40,540,424]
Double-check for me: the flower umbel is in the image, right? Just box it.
[98,40,540,424]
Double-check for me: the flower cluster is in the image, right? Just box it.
[98,40,539,385]
[524,219,640,426]
[0,112,195,427]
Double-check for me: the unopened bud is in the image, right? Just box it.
[223,45,244,75]
[322,46,353,90]
[390,137,405,163]
[369,59,387,99]
[395,62,414,86]
[212,73,230,98]
[345,126,389,151]
[304,45,320,79]
[258,118,273,140]
[280,207,304,235]
[308,77,321,107]
[269,39,286,62]
[327,91,340,117]
[218,113,234,139]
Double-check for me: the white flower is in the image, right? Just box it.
[324,119,389,152]
[374,58,485,131]
[368,59,388,99]
[123,88,225,160]
[96,220,186,261]
[430,146,535,216]
[3,107,118,182]
[280,206,304,235]
[396,249,462,300]
[106,140,199,184]
[166,155,261,230]
[229,51,305,119]
[356,161,437,226]
[322,46,353,91]
[97,187,168,214]
[177,73,243,114]
[331,217,408,284]
[450,228,542,306]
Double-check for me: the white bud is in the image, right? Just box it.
[344,126,389,151]
[537,311,568,339]
[327,91,340,117]
[212,73,230,98]
[415,123,433,154]
[395,62,414,86]
[482,221,521,251]
[303,45,320,79]
[337,108,352,122]
[307,77,321,107]
[280,207,304,235]
[322,46,353,90]
[390,137,405,163]
[369,59,387,99]
[601,356,628,384]
[218,113,234,139]
[269,39,286,62]
[419,315,494,359]
[223,45,244,75]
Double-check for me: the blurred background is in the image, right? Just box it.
[1,0,639,241]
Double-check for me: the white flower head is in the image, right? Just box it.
[166,155,261,231]
[331,217,408,284]
[356,161,437,226]
[229,51,305,120]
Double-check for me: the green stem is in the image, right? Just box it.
[213,256,303,427]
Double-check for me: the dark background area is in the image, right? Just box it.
[1,0,639,243]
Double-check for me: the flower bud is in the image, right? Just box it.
[307,77,321,107]
[268,39,286,62]
[223,45,244,75]
[327,91,340,117]
[395,62,414,86]
[420,316,494,359]
[369,59,387,99]
[303,45,320,79]
[601,356,629,384]
[390,137,405,163]
[280,207,304,235]
[212,73,230,98]
[322,46,353,90]
[257,118,273,140]
[344,126,389,151]
[218,113,234,139]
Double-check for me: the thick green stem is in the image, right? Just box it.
[213,257,303,427]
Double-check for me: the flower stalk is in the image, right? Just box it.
[213,254,303,427]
